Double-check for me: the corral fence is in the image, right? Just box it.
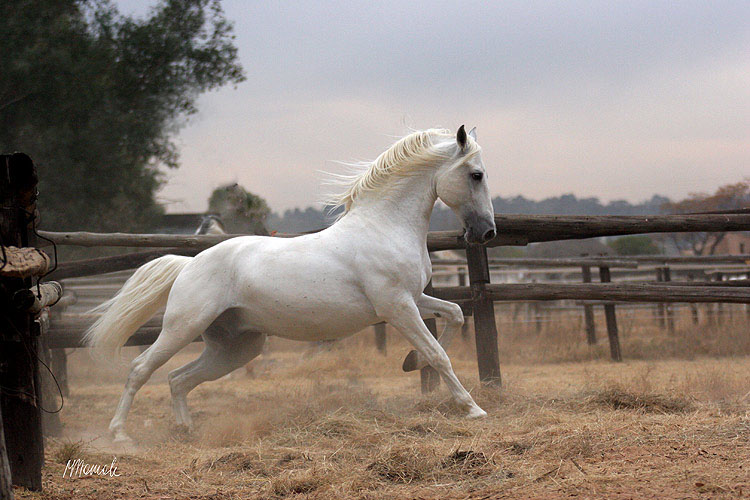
[3,153,750,495]
[429,254,750,349]
[36,214,750,385]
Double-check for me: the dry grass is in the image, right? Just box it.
[14,306,750,499]
[50,440,87,465]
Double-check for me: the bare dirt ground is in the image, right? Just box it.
[14,306,750,499]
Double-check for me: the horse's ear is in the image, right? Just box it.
[468,127,477,141]
[456,125,467,151]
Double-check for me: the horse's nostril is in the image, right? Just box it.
[483,229,496,242]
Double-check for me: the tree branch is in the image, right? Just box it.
[0,92,32,112]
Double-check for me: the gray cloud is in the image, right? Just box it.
[118,0,750,212]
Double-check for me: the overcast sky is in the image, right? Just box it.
[116,1,750,213]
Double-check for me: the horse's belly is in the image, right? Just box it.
[241,285,379,341]
[266,311,375,341]
[256,306,377,341]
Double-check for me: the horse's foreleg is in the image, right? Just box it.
[386,300,485,418]
[402,294,464,372]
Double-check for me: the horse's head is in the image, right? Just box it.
[195,215,226,235]
[435,126,496,245]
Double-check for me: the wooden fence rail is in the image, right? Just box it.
[37,229,527,251]
[37,213,750,251]
[582,254,750,264]
[491,214,750,244]
[46,248,198,281]
[431,258,638,268]
[431,283,750,303]
[46,282,750,349]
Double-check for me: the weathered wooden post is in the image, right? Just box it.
[35,309,61,437]
[466,245,501,385]
[580,265,597,344]
[48,292,75,398]
[419,280,440,393]
[662,266,675,334]
[687,273,700,325]
[706,272,724,326]
[373,323,387,355]
[0,153,44,491]
[598,266,622,362]
[457,267,469,338]
[715,272,725,324]
[655,267,667,328]
[0,407,13,500]
[532,302,543,333]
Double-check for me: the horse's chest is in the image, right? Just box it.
[394,255,432,292]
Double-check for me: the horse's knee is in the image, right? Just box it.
[426,349,452,373]
[168,370,182,395]
[126,358,152,390]
[168,367,197,398]
[446,303,464,327]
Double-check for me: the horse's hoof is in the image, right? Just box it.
[112,433,135,446]
[402,350,419,372]
[467,407,488,419]
[172,423,193,435]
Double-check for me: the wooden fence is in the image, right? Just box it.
[38,212,750,381]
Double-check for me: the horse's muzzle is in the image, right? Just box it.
[463,217,497,245]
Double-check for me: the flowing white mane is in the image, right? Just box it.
[325,128,480,213]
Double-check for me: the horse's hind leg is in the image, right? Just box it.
[109,309,221,444]
[169,319,265,429]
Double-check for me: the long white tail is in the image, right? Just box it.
[83,255,192,360]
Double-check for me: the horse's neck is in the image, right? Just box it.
[340,171,437,242]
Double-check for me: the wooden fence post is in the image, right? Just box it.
[50,349,69,398]
[373,323,387,356]
[420,280,440,393]
[581,265,596,344]
[655,267,667,328]
[48,293,74,398]
[662,266,675,334]
[466,245,501,385]
[705,273,716,326]
[532,302,543,333]
[715,272,725,324]
[38,341,61,436]
[457,267,469,338]
[36,310,61,437]
[0,407,14,500]
[0,153,44,491]
[687,273,700,325]
[598,266,622,362]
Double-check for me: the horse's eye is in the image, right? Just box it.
[471,172,483,181]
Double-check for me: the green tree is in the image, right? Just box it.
[208,183,270,235]
[0,0,244,232]
[607,235,661,256]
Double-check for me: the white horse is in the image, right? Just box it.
[85,126,497,443]
[194,215,227,235]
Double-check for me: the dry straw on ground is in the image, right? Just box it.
[15,305,750,499]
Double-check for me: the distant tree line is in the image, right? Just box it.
[267,193,672,233]
[266,186,749,257]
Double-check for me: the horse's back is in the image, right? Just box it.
[182,233,378,340]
